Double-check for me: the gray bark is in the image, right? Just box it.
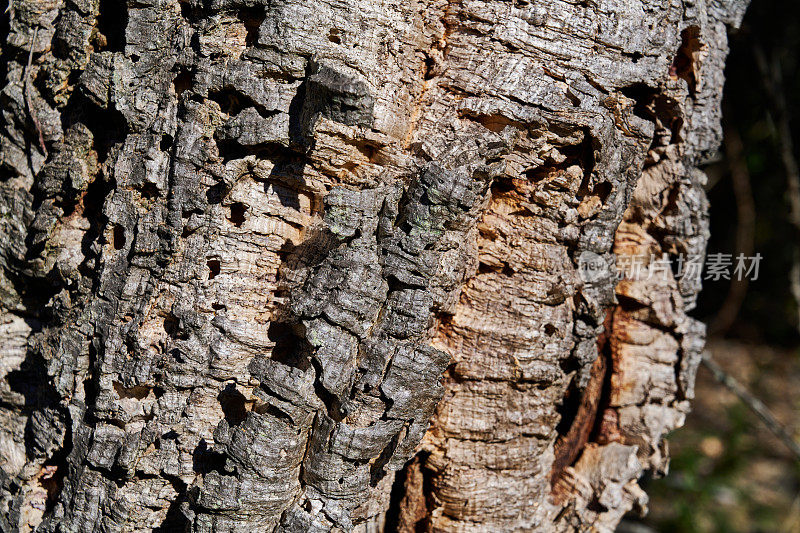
[0,0,747,531]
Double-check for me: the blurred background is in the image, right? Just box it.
[628,1,800,531]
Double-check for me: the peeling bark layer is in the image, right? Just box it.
[0,1,747,532]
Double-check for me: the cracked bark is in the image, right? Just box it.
[0,0,748,531]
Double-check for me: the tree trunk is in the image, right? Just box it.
[0,0,748,531]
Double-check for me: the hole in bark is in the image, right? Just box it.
[238,7,265,46]
[545,323,557,336]
[385,454,433,532]
[209,88,258,116]
[309,358,344,421]
[178,0,203,22]
[670,26,703,95]
[53,195,78,217]
[163,314,187,339]
[191,439,230,475]
[565,89,580,107]
[139,182,159,199]
[491,176,516,195]
[218,384,248,426]
[214,140,250,164]
[207,259,221,279]
[206,181,229,204]
[31,408,73,517]
[668,116,684,144]
[593,181,612,203]
[477,262,498,275]
[112,225,126,250]
[524,167,550,184]
[627,51,643,63]
[616,293,647,310]
[579,129,597,185]
[173,70,193,96]
[77,175,112,279]
[82,177,106,219]
[463,112,525,134]
[160,134,173,151]
[587,498,609,513]
[38,462,65,514]
[328,29,342,44]
[570,133,598,198]
[552,349,610,494]
[228,202,246,227]
[423,53,436,80]
[555,379,582,436]
[267,322,310,370]
[178,0,196,21]
[356,142,377,162]
[620,83,658,122]
[113,382,151,400]
[97,0,127,52]
[168,348,185,362]
[253,402,294,424]
[647,94,684,145]
[78,96,128,164]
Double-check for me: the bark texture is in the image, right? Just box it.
[0,0,747,531]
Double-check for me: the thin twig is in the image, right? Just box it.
[23,26,47,158]
[701,351,800,461]
[709,119,755,335]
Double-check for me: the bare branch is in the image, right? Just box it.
[23,26,47,158]
[709,120,755,335]
[701,351,800,461]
